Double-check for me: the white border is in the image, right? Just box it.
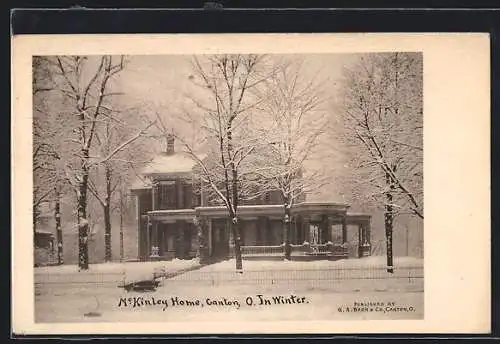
[11,33,491,334]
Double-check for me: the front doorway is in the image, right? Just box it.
[211,219,229,258]
[160,223,175,257]
[308,222,323,254]
[309,221,329,244]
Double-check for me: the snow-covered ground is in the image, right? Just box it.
[198,256,423,272]
[167,256,424,293]
[35,258,201,285]
[35,258,201,275]
[35,256,423,323]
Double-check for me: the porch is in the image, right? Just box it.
[138,203,372,262]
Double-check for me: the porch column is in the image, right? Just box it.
[362,222,368,244]
[256,217,263,245]
[208,218,213,256]
[251,218,259,245]
[176,221,186,259]
[358,223,363,258]
[326,215,333,243]
[240,219,246,246]
[295,216,302,245]
[264,217,273,245]
[135,194,141,259]
[318,215,326,243]
[302,215,310,243]
[150,220,159,258]
[152,180,159,210]
[365,220,371,246]
[158,223,165,256]
[146,217,151,259]
[341,216,347,244]
[364,220,372,257]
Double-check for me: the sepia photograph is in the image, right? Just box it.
[12,33,490,334]
[31,51,424,323]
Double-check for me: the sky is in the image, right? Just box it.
[116,54,355,109]
[105,53,361,203]
[111,53,358,130]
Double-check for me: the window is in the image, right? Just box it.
[182,184,201,209]
[158,181,177,209]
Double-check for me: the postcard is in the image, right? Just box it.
[11,33,490,335]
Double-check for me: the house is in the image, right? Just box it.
[130,136,372,262]
[34,230,56,266]
[34,203,57,266]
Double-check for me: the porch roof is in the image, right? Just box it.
[291,202,350,215]
[146,202,356,221]
[197,204,284,218]
[148,209,196,222]
[130,177,152,192]
[345,212,372,220]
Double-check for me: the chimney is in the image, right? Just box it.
[166,134,175,155]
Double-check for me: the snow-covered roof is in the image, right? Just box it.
[35,230,54,237]
[129,151,208,191]
[141,152,199,176]
[129,177,152,190]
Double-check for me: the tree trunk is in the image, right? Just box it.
[104,202,111,262]
[226,116,243,272]
[33,204,39,233]
[104,163,112,262]
[283,203,292,260]
[77,190,89,270]
[78,150,90,271]
[195,216,209,264]
[119,188,124,262]
[385,172,394,273]
[54,187,63,265]
[231,216,243,271]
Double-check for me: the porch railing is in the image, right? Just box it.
[240,245,283,256]
[238,242,356,258]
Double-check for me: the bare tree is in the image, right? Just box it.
[47,55,129,270]
[87,104,156,262]
[33,56,74,265]
[254,59,329,260]
[161,54,271,271]
[337,52,423,272]
[34,56,157,267]
[33,56,56,229]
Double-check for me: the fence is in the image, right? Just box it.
[35,264,423,295]
[165,265,423,291]
[369,240,424,259]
